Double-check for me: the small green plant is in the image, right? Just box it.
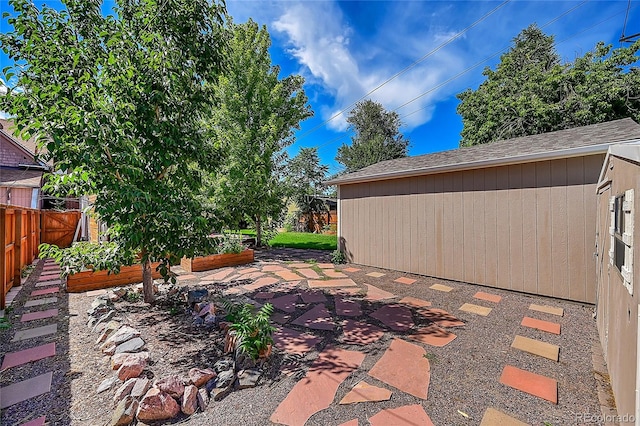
[124,291,142,303]
[39,242,136,278]
[331,249,346,264]
[21,264,36,278]
[0,316,10,330]
[222,300,276,360]
[424,353,437,362]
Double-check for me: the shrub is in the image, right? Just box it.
[39,242,136,277]
[331,249,346,264]
[222,300,276,360]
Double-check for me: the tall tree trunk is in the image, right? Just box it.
[255,215,262,247]
[142,257,154,303]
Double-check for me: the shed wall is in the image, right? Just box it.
[339,154,604,303]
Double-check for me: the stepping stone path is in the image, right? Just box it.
[30,287,58,297]
[409,324,457,347]
[369,404,434,426]
[20,308,58,322]
[418,308,465,327]
[308,278,358,289]
[521,316,561,335]
[339,381,392,404]
[270,347,365,426]
[243,276,279,291]
[394,277,416,285]
[271,294,300,313]
[363,284,395,301]
[430,283,453,292]
[1,343,56,370]
[11,324,57,342]
[368,338,431,399]
[474,291,502,303]
[0,372,53,409]
[297,268,320,279]
[369,304,413,331]
[275,270,303,281]
[342,267,361,273]
[529,303,564,317]
[480,408,528,426]
[323,270,347,278]
[299,290,327,303]
[291,304,335,330]
[511,335,560,361]
[459,302,492,316]
[342,319,384,345]
[399,296,431,308]
[500,365,558,403]
[273,327,322,355]
[335,297,362,317]
[366,272,385,278]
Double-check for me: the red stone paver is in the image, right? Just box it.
[223,287,243,295]
[324,270,348,278]
[308,278,358,288]
[363,284,395,301]
[38,274,60,281]
[499,365,558,404]
[480,408,528,425]
[343,267,361,273]
[335,297,362,317]
[1,343,56,370]
[275,280,302,292]
[273,327,322,355]
[288,262,312,268]
[261,264,286,272]
[366,272,385,278]
[244,276,279,291]
[342,320,384,345]
[325,287,362,296]
[19,416,46,426]
[399,296,431,308]
[474,291,502,303]
[243,271,266,280]
[271,312,292,324]
[368,338,431,399]
[418,308,465,327]
[271,294,300,313]
[238,267,259,275]
[291,304,335,330]
[30,287,58,297]
[409,324,457,347]
[299,290,327,303]
[276,270,304,281]
[370,304,413,331]
[270,347,365,426]
[222,273,241,283]
[339,381,392,404]
[176,274,197,281]
[0,372,53,409]
[20,309,58,322]
[35,280,62,287]
[369,404,434,426]
[297,268,321,279]
[394,277,416,285]
[521,316,561,335]
[317,263,334,269]
[202,268,234,281]
[338,420,358,426]
[253,292,275,300]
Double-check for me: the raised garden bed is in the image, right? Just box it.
[180,249,254,273]
[66,263,163,293]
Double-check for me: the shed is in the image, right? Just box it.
[595,141,640,420]
[327,118,640,304]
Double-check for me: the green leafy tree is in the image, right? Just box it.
[209,19,312,245]
[336,99,409,173]
[457,24,640,146]
[1,0,228,302]
[288,147,329,232]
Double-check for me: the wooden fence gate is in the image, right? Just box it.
[41,211,81,249]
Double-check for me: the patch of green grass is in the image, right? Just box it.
[237,230,337,250]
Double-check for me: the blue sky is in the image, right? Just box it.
[1,0,639,174]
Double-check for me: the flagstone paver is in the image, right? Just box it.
[202,268,234,281]
[238,267,259,275]
[363,284,395,301]
[342,319,384,345]
[271,312,292,324]
[325,287,362,296]
[308,278,358,288]
[270,347,365,426]
[244,276,279,291]
[253,292,275,300]
[394,277,416,285]
[500,365,558,403]
[275,281,302,292]
[430,283,453,292]
[11,324,58,342]
[242,272,266,280]
[24,297,57,308]
[343,267,361,273]
[339,381,392,404]
[338,420,358,426]
[291,304,335,330]
[335,297,362,317]
[35,280,62,287]
[21,309,58,322]
[271,294,300,313]
[409,324,457,347]
[368,338,431,399]
[521,316,561,335]
[366,272,385,278]
[38,273,60,280]
[275,270,304,281]
[19,416,47,426]
[297,268,321,279]
[273,327,322,355]
[0,372,53,409]
[176,274,197,281]
[369,404,434,426]
[31,287,59,297]
[529,304,564,317]
[511,335,560,361]
[480,408,528,426]
[399,296,431,308]
[1,343,56,370]
[459,303,493,316]
[370,304,413,331]
[474,291,502,303]
[323,269,348,278]
[261,264,286,272]
[418,308,465,327]
[299,290,327,303]
[317,263,334,269]
[288,263,312,269]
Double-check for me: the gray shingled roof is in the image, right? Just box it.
[326,118,640,185]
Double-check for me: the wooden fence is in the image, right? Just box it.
[1,205,41,309]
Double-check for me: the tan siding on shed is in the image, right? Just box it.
[339,154,604,303]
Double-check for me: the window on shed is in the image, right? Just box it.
[609,190,634,295]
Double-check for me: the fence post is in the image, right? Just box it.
[0,208,6,309]
[13,209,22,287]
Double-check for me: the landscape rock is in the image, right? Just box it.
[101,326,140,350]
[96,321,120,344]
[187,289,209,304]
[197,388,210,411]
[210,384,233,401]
[107,292,121,303]
[137,388,180,422]
[113,288,127,298]
[103,343,117,356]
[155,375,185,399]
[88,298,111,317]
[214,369,235,389]
[130,378,152,399]
[117,356,146,380]
[188,368,216,387]
[114,337,145,354]
[109,395,138,426]
[192,316,204,326]
[92,310,116,332]
[204,313,217,325]
[237,369,261,389]
[213,359,234,373]
[111,352,150,370]
[181,385,198,415]
[113,378,137,405]
[96,377,119,394]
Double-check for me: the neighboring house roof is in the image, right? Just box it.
[0,118,49,168]
[326,118,640,185]
[0,167,43,188]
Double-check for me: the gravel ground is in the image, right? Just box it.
[1,249,610,426]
